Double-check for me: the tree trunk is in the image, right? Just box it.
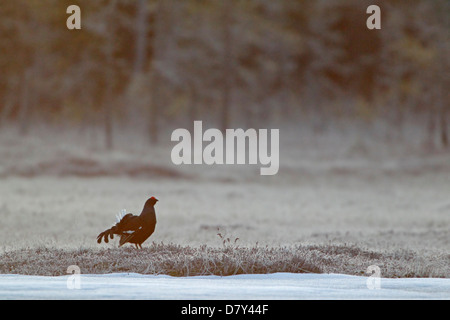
[189,84,198,126]
[220,0,233,132]
[0,84,16,127]
[147,0,169,145]
[440,107,448,148]
[18,69,32,135]
[426,109,436,149]
[103,37,115,150]
[149,72,159,144]
[103,95,113,150]
[133,0,147,75]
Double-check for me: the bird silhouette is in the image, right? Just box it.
[97,197,158,249]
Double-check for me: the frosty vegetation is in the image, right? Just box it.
[2,242,448,278]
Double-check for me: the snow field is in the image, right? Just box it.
[1,272,449,300]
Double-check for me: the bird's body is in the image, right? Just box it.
[97,197,158,249]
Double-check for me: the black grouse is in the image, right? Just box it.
[97,197,158,249]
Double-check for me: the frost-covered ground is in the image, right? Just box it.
[1,272,449,300]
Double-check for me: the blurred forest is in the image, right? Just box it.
[0,0,448,149]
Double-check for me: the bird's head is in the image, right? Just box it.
[146,196,159,206]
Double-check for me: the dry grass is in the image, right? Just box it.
[1,242,448,278]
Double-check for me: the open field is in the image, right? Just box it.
[0,128,449,278]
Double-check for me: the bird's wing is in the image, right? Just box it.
[117,214,144,247]
[117,214,143,232]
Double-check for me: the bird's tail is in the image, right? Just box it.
[96,225,119,244]
[97,209,127,244]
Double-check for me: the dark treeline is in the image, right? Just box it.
[0,0,448,148]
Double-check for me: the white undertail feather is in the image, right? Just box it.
[115,209,127,224]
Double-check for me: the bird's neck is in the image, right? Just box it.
[140,207,156,218]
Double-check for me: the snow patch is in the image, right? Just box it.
[1,273,449,300]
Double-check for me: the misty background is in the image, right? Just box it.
[0,0,448,151]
